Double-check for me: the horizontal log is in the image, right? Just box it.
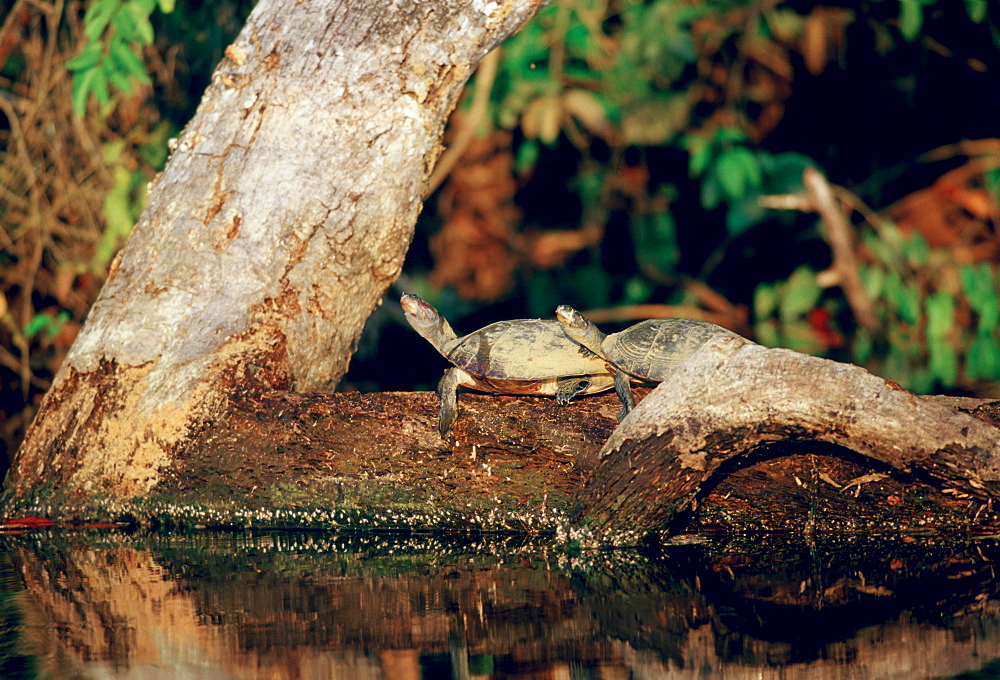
[3,351,999,541]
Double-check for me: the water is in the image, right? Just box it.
[1,529,999,679]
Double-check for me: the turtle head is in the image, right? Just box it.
[401,294,458,350]
[555,305,607,357]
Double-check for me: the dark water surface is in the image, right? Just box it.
[1,530,999,679]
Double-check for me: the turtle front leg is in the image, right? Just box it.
[554,375,591,405]
[437,367,464,438]
[613,371,635,421]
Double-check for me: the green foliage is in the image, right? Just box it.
[23,311,71,341]
[754,220,1000,392]
[66,0,170,116]
[753,266,827,354]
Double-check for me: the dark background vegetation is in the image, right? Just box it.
[2,0,999,475]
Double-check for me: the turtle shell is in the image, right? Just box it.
[603,318,738,382]
[442,319,606,381]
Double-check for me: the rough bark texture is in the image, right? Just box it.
[581,335,1000,542]
[5,0,544,500]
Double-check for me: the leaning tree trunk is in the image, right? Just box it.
[4,0,544,500]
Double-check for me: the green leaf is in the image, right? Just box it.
[781,319,824,354]
[928,338,958,388]
[112,6,140,43]
[83,0,121,42]
[762,151,816,194]
[925,290,954,338]
[513,140,539,175]
[640,211,679,273]
[754,320,781,348]
[91,67,111,108]
[903,231,929,267]
[124,0,156,45]
[65,41,104,72]
[108,69,135,94]
[892,280,921,326]
[714,127,750,145]
[859,265,886,301]
[71,66,101,115]
[24,313,53,339]
[967,332,1000,381]
[778,266,821,322]
[684,134,711,177]
[898,0,924,41]
[965,0,987,23]
[960,263,999,332]
[47,310,71,339]
[714,147,761,201]
[725,195,767,237]
[95,165,139,267]
[157,0,175,12]
[852,329,873,365]
[108,37,151,84]
[699,172,722,210]
[624,276,652,305]
[906,367,935,395]
[753,283,778,319]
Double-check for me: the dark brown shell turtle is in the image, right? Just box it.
[402,294,614,436]
[556,305,748,419]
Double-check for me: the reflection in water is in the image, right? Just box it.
[0,531,999,679]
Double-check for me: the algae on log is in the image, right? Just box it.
[4,0,544,501]
[582,334,1000,542]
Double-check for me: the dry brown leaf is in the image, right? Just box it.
[560,88,609,137]
[430,130,522,302]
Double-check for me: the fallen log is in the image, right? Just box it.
[581,334,1000,542]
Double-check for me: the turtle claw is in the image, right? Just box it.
[555,375,591,405]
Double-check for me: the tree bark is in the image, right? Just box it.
[581,335,1000,542]
[4,0,544,500]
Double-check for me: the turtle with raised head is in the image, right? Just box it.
[401,294,615,437]
[556,305,748,420]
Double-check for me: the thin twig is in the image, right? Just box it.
[802,167,879,330]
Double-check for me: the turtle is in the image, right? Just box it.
[401,294,615,437]
[555,305,748,420]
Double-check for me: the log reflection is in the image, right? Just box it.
[2,531,1000,679]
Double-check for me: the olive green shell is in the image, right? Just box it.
[602,318,740,382]
[442,319,607,380]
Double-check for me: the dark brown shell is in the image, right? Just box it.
[604,318,740,382]
[442,319,606,380]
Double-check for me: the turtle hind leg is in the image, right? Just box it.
[555,375,592,405]
[613,371,635,421]
[437,367,464,438]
